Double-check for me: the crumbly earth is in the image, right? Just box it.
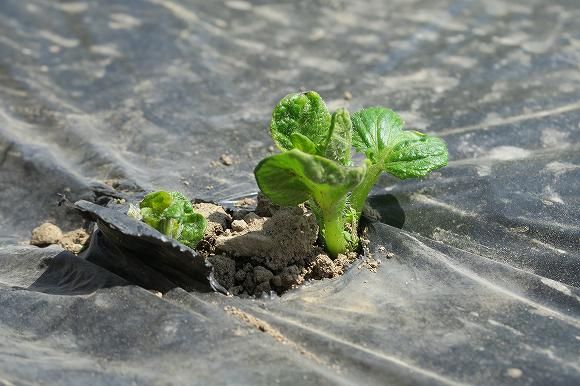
[30,223,90,254]
[215,206,318,271]
[60,229,91,254]
[199,204,361,296]
[192,202,231,252]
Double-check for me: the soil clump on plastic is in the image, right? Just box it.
[30,223,90,254]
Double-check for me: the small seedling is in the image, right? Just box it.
[254,91,448,257]
[128,190,207,248]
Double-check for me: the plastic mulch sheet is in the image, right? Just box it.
[0,0,579,384]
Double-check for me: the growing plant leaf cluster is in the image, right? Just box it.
[255,91,448,257]
[128,190,207,249]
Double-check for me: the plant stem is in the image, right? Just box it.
[350,163,383,219]
[322,205,347,258]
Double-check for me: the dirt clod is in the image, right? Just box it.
[60,229,90,254]
[310,254,335,278]
[231,220,247,232]
[234,197,256,208]
[271,275,282,287]
[31,223,63,246]
[234,269,246,283]
[254,281,271,295]
[193,202,231,237]
[207,255,236,289]
[242,212,261,224]
[254,192,279,217]
[231,209,250,221]
[359,257,380,273]
[31,223,90,254]
[279,265,305,287]
[254,266,274,283]
[219,154,234,166]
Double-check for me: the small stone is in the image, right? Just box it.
[219,154,234,166]
[231,220,247,232]
[506,368,523,379]
[30,223,63,246]
[343,91,352,100]
[254,266,274,283]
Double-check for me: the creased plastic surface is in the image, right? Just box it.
[0,0,579,385]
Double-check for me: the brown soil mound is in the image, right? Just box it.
[197,203,360,296]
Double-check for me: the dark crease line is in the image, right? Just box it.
[400,232,580,327]
[250,308,466,386]
[437,101,580,137]
[0,142,14,169]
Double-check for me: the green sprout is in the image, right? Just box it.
[128,191,207,249]
[254,91,448,257]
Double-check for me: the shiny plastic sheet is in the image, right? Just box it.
[0,0,579,385]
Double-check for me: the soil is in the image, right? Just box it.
[30,223,90,254]
[196,201,361,297]
[224,306,320,362]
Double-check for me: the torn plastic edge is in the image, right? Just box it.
[73,200,228,295]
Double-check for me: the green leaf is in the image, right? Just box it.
[351,107,404,162]
[254,149,365,208]
[324,108,352,165]
[384,132,448,179]
[181,214,207,246]
[270,91,331,150]
[137,190,207,248]
[290,132,318,155]
[140,191,172,214]
[140,207,160,229]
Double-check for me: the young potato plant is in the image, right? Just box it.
[254,91,448,257]
[128,190,207,249]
